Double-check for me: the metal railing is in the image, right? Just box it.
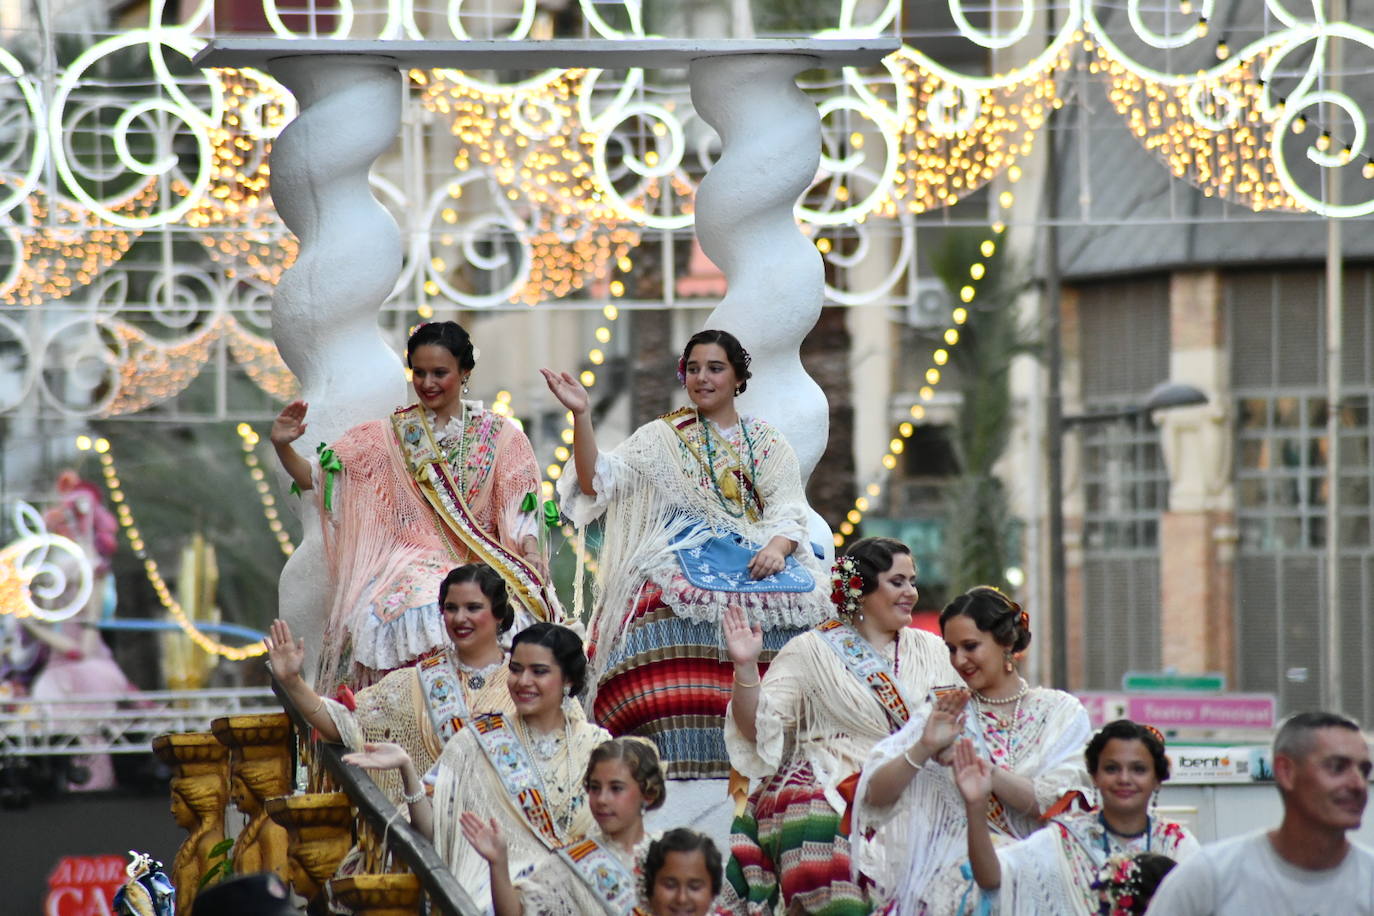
[269,676,482,916]
[0,688,278,756]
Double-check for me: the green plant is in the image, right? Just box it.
[196,837,235,891]
[928,228,1037,592]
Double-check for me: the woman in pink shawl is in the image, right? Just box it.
[271,321,557,688]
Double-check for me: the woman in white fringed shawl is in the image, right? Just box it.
[721,537,959,915]
[855,587,1092,915]
[542,329,830,779]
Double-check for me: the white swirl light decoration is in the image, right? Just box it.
[1186,81,1242,131]
[577,0,644,41]
[446,0,536,41]
[798,60,904,228]
[819,198,917,307]
[0,48,49,217]
[927,83,980,137]
[1127,0,1214,50]
[37,313,125,417]
[509,93,568,142]
[48,29,216,229]
[589,100,693,230]
[1271,90,1374,218]
[418,174,531,308]
[837,0,901,34]
[949,0,1037,50]
[0,502,94,622]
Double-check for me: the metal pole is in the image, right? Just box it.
[1322,0,1345,712]
[1044,113,1068,690]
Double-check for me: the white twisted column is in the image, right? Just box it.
[689,53,831,547]
[267,55,409,681]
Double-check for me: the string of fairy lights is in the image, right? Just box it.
[76,434,265,660]
[236,423,295,558]
[832,211,1009,550]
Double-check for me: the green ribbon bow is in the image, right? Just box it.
[521,492,562,530]
[316,443,343,511]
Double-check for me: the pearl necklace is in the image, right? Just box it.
[973,677,1030,731]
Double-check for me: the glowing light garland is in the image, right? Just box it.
[236,424,295,558]
[82,435,265,659]
[833,216,1004,549]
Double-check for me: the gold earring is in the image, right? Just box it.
[1003,651,1014,673]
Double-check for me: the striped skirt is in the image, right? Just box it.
[724,757,872,916]
[592,581,799,779]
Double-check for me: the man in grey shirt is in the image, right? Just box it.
[1146,711,1373,915]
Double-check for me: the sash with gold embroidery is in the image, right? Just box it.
[416,653,469,743]
[391,404,556,623]
[663,407,764,523]
[469,713,561,847]
[814,618,913,730]
[556,837,639,916]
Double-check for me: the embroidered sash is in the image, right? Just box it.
[556,837,640,916]
[416,653,470,743]
[391,404,556,623]
[814,619,913,730]
[663,407,764,523]
[469,713,561,847]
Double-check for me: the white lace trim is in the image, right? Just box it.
[351,599,448,672]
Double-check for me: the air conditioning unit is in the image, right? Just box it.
[904,277,951,329]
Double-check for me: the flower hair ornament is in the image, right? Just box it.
[1090,851,1177,916]
[830,555,865,618]
[676,356,687,386]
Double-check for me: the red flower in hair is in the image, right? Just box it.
[848,575,863,589]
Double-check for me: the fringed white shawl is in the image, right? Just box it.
[949,811,1199,915]
[558,412,830,700]
[853,688,1093,914]
[724,625,956,814]
[431,718,610,912]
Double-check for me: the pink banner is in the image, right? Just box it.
[1076,692,1276,730]
[1126,694,1275,730]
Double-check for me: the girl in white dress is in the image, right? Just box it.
[465,736,666,916]
[951,719,1199,914]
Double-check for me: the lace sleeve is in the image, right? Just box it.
[494,421,543,548]
[723,639,806,778]
[556,450,630,527]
